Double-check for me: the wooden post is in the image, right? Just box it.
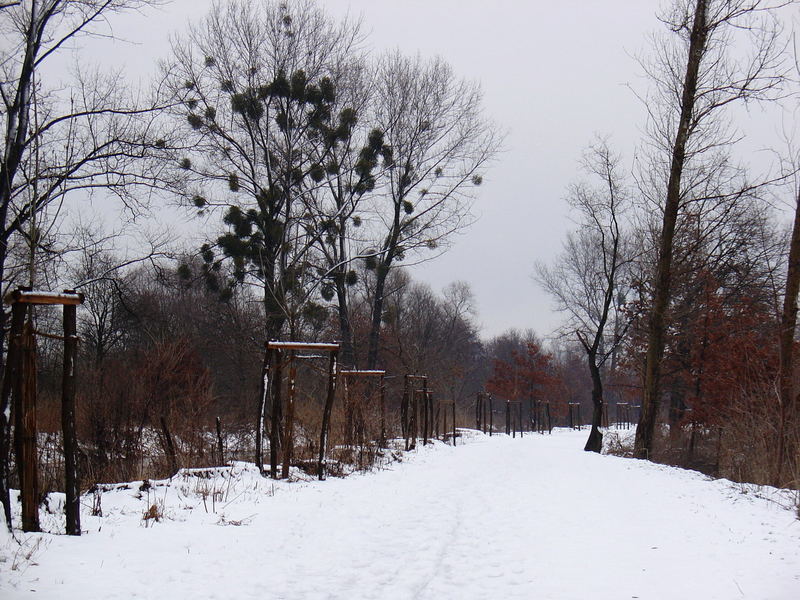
[17,319,40,532]
[452,401,456,446]
[215,417,224,465]
[434,397,441,440]
[441,402,447,441]
[546,402,552,433]
[422,378,428,447]
[159,416,178,475]
[379,375,386,448]
[3,289,85,535]
[282,351,296,479]
[409,385,418,450]
[255,346,274,475]
[489,394,494,436]
[401,375,410,440]
[318,349,339,480]
[270,349,283,479]
[423,387,430,446]
[343,374,352,448]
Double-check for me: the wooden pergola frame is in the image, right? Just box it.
[340,369,387,448]
[255,341,340,481]
[401,374,428,451]
[1,288,83,535]
[476,391,493,435]
[505,399,524,438]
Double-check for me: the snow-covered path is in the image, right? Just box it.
[2,429,799,599]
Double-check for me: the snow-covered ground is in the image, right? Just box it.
[1,428,798,599]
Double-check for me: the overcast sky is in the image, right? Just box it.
[86,0,734,338]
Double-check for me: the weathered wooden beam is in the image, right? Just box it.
[5,289,84,306]
[340,370,386,377]
[267,341,339,351]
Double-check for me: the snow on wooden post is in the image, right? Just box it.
[3,288,84,535]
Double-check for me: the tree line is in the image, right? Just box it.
[538,0,800,490]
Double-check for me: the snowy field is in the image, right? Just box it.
[1,428,798,599]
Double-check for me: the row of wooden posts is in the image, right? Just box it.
[3,297,645,537]
[476,393,554,437]
[253,342,461,483]
[476,394,641,434]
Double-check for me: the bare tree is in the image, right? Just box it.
[364,52,501,370]
[162,0,369,473]
[634,0,789,459]
[537,139,633,453]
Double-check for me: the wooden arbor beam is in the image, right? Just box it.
[341,370,387,447]
[257,341,340,481]
[5,289,84,306]
[2,288,84,536]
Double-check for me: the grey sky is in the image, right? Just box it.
[87,0,727,338]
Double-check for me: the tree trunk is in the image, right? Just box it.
[635,0,708,460]
[255,281,284,476]
[159,416,178,476]
[366,265,389,370]
[335,280,356,368]
[775,182,800,486]
[584,355,604,453]
[0,287,21,531]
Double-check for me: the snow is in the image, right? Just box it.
[1,428,798,599]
